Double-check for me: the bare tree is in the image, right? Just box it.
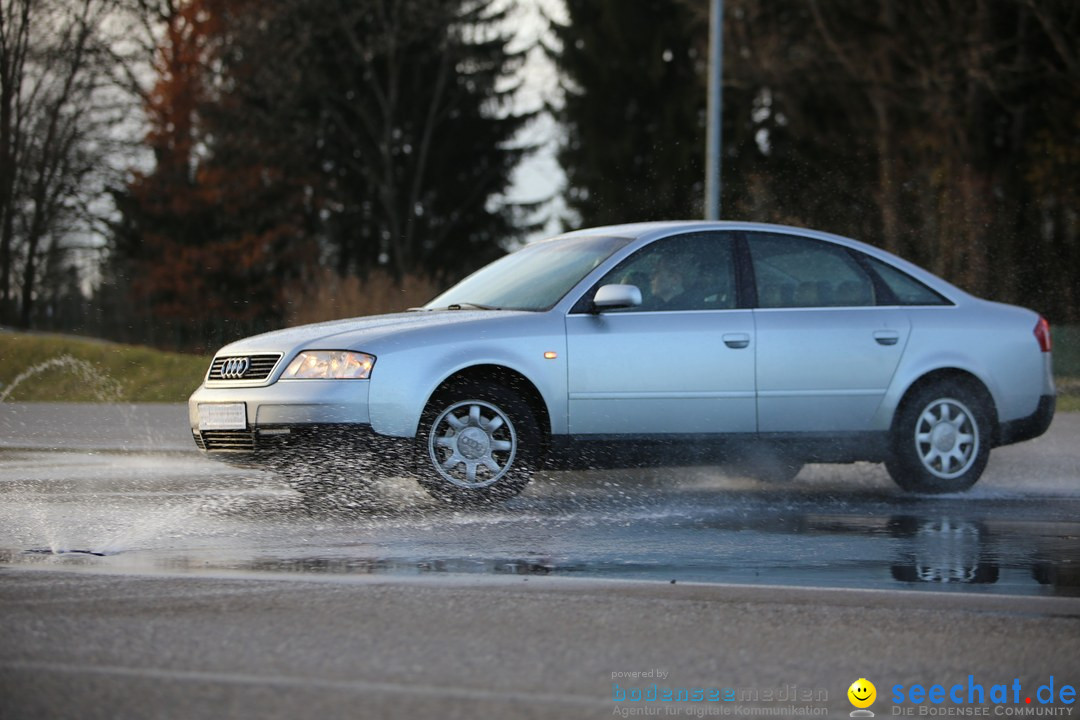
[0,0,122,328]
[0,0,31,323]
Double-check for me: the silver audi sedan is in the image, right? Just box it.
[189,222,1056,504]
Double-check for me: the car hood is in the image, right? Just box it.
[216,310,535,355]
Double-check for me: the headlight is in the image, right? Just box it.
[281,350,375,380]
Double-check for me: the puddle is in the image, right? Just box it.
[1,451,1079,597]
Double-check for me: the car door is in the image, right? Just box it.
[564,232,756,436]
[747,231,911,433]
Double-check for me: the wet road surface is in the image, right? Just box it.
[1,404,1079,719]
[1,404,1078,596]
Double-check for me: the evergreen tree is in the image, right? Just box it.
[112,0,535,349]
[215,0,538,283]
[550,0,1080,322]
[548,0,706,226]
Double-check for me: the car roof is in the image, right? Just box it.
[559,220,848,244]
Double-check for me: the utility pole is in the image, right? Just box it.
[705,0,723,220]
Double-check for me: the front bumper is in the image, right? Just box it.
[191,422,416,479]
[189,378,397,461]
[191,422,409,462]
[189,378,370,434]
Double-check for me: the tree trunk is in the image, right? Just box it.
[873,94,899,255]
[0,0,31,325]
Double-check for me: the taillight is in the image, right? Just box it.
[1034,316,1052,353]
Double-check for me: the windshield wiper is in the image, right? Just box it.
[445,302,502,311]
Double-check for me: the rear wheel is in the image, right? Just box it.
[886,380,991,493]
[416,382,540,506]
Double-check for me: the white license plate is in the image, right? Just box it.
[198,403,247,430]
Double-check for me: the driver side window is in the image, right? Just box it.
[594,233,737,312]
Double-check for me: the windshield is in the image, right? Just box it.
[425,235,631,311]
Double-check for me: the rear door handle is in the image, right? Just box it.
[723,333,751,349]
[874,330,900,346]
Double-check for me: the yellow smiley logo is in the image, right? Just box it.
[848,678,877,709]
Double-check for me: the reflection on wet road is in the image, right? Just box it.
[1,440,1078,596]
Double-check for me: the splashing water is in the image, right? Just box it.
[0,354,124,403]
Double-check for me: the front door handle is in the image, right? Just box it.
[723,333,751,349]
[874,330,900,346]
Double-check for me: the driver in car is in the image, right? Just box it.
[649,253,698,310]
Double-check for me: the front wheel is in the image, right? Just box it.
[886,381,992,493]
[416,383,541,506]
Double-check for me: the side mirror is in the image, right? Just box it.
[592,284,642,312]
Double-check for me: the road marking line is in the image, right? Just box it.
[1,660,607,707]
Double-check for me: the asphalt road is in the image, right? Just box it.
[0,404,1078,719]
[2,572,1079,720]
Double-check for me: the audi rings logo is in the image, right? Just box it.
[220,357,251,379]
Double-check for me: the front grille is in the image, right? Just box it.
[197,430,256,452]
[207,353,282,382]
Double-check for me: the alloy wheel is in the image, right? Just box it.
[913,398,979,480]
[428,400,518,489]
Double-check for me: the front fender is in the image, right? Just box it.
[366,317,568,438]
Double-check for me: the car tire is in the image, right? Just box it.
[886,380,991,493]
[416,382,540,506]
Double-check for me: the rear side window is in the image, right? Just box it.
[747,233,875,308]
[864,256,951,306]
